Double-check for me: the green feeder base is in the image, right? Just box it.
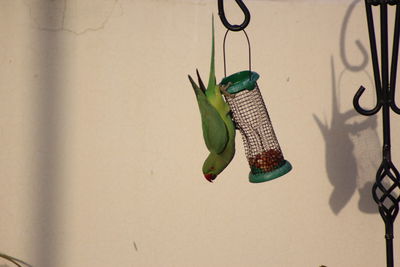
[249,161,292,183]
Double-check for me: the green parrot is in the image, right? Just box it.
[188,18,236,182]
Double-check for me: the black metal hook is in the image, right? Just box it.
[218,0,251,31]
[353,85,383,115]
[354,2,400,115]
[353,1,383,116]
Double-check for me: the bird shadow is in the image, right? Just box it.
[313,0,381,215]
[313,58,380,215]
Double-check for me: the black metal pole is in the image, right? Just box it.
[354,1,400,267]
[385,219,394,267]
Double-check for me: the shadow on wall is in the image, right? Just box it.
[313,0,381,215]
[313,58,379,215]
[33,2,65,267]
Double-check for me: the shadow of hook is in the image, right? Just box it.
[218,0,251,32]
[340,0,369,71]
[353,85,382,116]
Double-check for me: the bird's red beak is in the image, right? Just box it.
[204,173,217,182]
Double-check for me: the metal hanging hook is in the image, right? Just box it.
[222,29,252,77]
[218,0,251,31]
[353,2,383,116]
[353,1,400,115]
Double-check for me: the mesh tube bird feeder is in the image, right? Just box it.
[220,30,292,183]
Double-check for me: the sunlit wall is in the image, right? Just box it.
[1,0,399,266]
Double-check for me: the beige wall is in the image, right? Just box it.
[1,0,399,266]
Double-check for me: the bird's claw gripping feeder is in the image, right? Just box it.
[218,1,292,183]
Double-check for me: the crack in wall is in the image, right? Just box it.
[22,0,122,35]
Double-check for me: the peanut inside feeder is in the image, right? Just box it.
[220,71,292,183]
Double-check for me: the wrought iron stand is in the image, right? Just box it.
[354,1,400,266]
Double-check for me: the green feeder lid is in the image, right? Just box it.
[249,160,292,183]
[220,71,259,94]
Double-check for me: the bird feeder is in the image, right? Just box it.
[217,0,291,183]
[220,71,292,183]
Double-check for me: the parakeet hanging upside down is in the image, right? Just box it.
[188,18,236,182]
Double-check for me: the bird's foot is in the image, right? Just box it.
[220,82,235,98]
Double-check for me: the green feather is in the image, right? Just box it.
[207,15,216,92]
[188,75,228,154]
[188,16,236,181]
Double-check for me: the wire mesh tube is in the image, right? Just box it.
[220,71,292,183]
